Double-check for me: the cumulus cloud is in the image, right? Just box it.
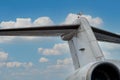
[48,58,73,69]
[64,13,78,24]
[0,18,32,29]
[0,62,33,68]
[0,21,15,29]
[0,17,54,43]
[0,50,33,68]
[0,36,15,43]
[99,42,120,59]
[0,17,53,29]
[38,43,69,55]
[15,18,32,28]
[0,51,8,61]
[33,17,54,26]
[64,13,103,27]
[39,57,49,63]
[99,42,120,50]
[81,14,103,27]
[57,58,72,65]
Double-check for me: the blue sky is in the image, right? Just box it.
[0,0,120,80]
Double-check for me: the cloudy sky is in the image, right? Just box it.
[0,0,120,80]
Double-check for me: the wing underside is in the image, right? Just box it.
[0,24,119,43]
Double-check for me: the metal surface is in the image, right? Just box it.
[92,27,120,44]
[0,25,79,36]
[67,61,120,80]
[68,18,104,69]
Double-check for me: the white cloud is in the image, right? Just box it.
[33,17,54,26]
[0,17,54,43]
[81,14,103,27]
[0,62,33,68]
[64,13,78,24]
[99,42,120,59]
[0,21,15,29]
[39,57,49,63]
[0,50,33,68]
[64,13,103,27]
[6,62,22,68]
[38,43,69,55]
[57,58,72,65]
[0,51,8,61]
[0,18,32,29]
[15,18,32,28]
[1,58,73,80]
[99,42,120,50]
[0,36,15,43]
[0,17,53,29]
[48,58,73,70]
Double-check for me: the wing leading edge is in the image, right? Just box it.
[0,24,119,43]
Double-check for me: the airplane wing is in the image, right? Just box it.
[0,25,79,36]
[0,24,120,43]
[92,27,120,44]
